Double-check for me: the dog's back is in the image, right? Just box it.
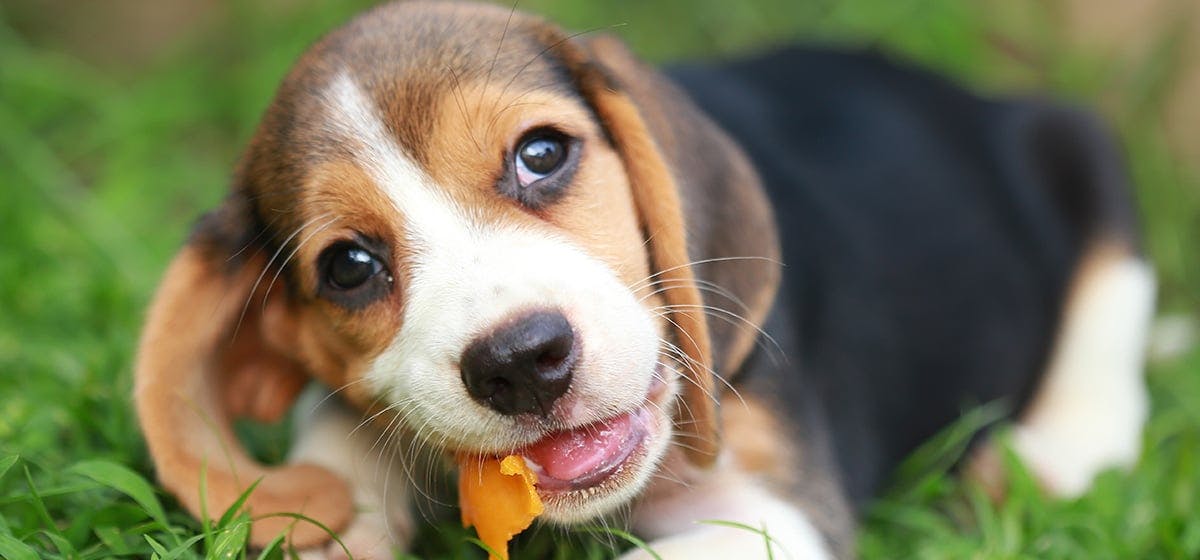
[669,48,1147,507]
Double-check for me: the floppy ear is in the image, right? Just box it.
[134,194,352,547]
[564,36,782,467]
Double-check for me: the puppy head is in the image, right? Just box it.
[135,0,779,545]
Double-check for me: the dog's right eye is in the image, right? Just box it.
[317,242,393,309]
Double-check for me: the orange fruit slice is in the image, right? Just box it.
[459,454,544,560]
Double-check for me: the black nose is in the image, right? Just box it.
[460,310,576,416]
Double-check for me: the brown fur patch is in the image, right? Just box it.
[298,161,406,354]
[586,83,721,466]
[135,247,354,547]
[723,396,798,487]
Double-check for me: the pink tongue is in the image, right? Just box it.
[523,413,634,481]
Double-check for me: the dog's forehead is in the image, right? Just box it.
[291,2,577,161]
[327,1,566,73]
[231,2,604,282]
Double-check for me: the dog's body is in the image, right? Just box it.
[134,3,1152,558]
[669,47,1150,506]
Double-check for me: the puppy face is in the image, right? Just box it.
[137,1,786,544]
[252,2,676,520]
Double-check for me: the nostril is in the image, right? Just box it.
[535,335,572,372]
[535,351,566,372]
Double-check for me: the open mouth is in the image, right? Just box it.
[465,369,670,507]
[515,372,670,495]
[518,406,653,493]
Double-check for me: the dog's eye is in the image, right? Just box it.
[328,247,380,289]
[327,246,381,289]
[316,240,394,310]
[515,135,566,187]
[499,128,580,209]
[323,243,384,290]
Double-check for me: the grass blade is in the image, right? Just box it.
[0,455,17,481]
[254,532,285,560]
[464,536,507,560]
[252,512,353,559]
[209,516,251,560]
[21,464,75,556]
[94,525,132,555]
[217,477,263,529]
[69,459,174,540]
[696,520,778,560]
[0,534,38,560]
[152,532,208,560]
[576,526,662,560]
[144,535,170,559]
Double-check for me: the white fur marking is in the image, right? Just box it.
[629,464,832,560]
[1014,253,1154,496]
[289,386,414,558]
[319,73,664,520]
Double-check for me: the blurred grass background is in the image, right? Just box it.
[1,0,1198,558]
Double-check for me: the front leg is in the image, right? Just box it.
[288,385,416,560]
[625,398,853,559]
[625,467,835,560]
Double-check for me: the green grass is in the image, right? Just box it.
[1,0,1197,558]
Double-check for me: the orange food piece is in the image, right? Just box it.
[459,454,544,560]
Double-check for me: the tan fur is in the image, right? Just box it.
[723,396,797,486]
[582,82,721,466]
[135,247,353,547]
[566,35,786,466]
[298,161,406,358]
[581,37,782,383]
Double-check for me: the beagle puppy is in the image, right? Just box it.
[134,2,1153,558]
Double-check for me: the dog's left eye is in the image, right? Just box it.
[499,128,580,209]
[515,135,566,187]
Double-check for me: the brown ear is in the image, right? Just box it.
[566,36,782,467]
[134,197,352,547]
